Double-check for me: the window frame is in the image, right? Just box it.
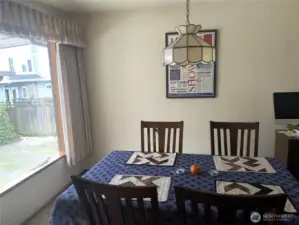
[0,41,66,196]
[49,42,66,156]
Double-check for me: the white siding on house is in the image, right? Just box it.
[0,45,34,73]
[37,82,53,98]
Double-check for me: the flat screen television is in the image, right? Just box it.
[273,92,299,119]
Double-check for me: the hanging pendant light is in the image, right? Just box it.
[163,0,215,67]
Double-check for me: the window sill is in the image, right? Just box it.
[0,153,66,197]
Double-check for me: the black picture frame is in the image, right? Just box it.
[165,29,218,98]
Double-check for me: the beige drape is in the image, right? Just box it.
[58,44,92,166]
[0,0,85,47]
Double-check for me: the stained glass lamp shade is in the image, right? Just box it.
[163,24,214,67]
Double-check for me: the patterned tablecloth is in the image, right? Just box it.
[50,151,299,225]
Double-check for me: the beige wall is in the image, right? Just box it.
[85,1,299,160]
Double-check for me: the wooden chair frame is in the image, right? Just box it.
[141,121,184,153]
[210,121,260,156]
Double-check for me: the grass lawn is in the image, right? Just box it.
[0,136,59,191]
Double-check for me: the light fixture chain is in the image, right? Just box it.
[186,0,190,25]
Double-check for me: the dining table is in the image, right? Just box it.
[50,150,299,225]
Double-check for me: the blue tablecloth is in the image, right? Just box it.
[51,151,299,225]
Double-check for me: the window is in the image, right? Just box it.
[27,59,33,72]
[5,89,10,102]
[0,39,64,194]
[8,58,14,72]
[22,64,26,72]
[11,88,18,100]
[22,87,28,98]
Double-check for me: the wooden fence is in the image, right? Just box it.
[5,99,57,136]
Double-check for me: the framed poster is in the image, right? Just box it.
[165,30,218,98]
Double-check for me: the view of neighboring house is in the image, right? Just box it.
[0,74,53,102]
[0,44,53,103]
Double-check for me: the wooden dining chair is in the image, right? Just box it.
[141,121,184,153]
[175,186,287,225]
[71,175,160,225]
[210,121,260,156]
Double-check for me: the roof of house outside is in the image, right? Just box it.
[0,35,31,49]
[0,73,51,84]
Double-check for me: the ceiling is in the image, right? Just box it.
[22,0,289,14]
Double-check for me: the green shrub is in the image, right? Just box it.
[0,107,19,145]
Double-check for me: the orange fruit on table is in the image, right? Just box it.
[190,164,201,175]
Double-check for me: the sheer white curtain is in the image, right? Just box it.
[58,44,93,166]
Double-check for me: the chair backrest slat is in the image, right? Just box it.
[172,128,177,153]
[147,127,151,152]
[166,128,171,153]
[141,121,184,153]
[137,198,146,225]
[240,129,244,154]
[153,129,157,152]
[223,129,228,155]
[109,197,124,225]
[158,128,166,152]
[97,194,110,225]
[86,189,102,224]
[230,128,238,155]
[71,176,160,225]
[191,200,200,224]
[125,197,135,225]
[246,129,251,156]
[217,128,221,154]
[150,195,160,225]
[175,186,287,225]
[210,121,260,156]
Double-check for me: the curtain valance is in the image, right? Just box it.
[0,0,85,47]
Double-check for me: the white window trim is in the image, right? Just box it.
[22,87,28,98]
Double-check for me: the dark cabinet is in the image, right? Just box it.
[275,131,299,182]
